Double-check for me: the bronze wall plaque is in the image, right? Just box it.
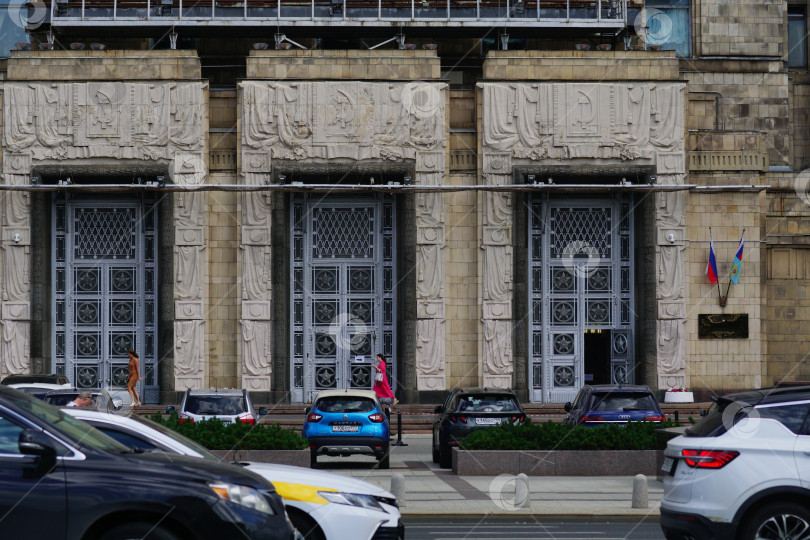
[698,314,749,339]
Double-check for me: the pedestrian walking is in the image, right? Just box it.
[127,349,142,406]
[373,353,397,406]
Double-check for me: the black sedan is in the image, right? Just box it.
[432,387,526,468]
[0,386,295,540]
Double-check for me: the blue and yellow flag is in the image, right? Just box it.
[729,235,744,285]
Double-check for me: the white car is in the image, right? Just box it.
[169,388,265,426]
[64,408,404,540]
[660,386,810,540]
[7,382,72,400]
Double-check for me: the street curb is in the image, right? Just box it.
[398,509,662,517]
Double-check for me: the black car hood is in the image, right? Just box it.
[117,450,277,492]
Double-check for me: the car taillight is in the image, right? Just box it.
[510,415,526,423]
[644,416,666,422]
[580,416,605,423]
[369,413,385,423]
[179,415,194,424]
[240,418,255,426]
[682,449,739,469]
[449,415,467,423]
[307,413,322,423]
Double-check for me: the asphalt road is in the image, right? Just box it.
[402,517,665,540]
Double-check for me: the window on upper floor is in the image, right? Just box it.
[789,6,807,68]
[0,0,32,58]
[640,0,691,58]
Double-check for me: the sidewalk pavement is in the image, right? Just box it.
[314,434,664,518]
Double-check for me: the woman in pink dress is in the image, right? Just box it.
[373,353,396,405]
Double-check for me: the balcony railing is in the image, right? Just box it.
[46,0,627,28]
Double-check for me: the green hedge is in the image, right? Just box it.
[459,419,679,451]
[147,412,308,450]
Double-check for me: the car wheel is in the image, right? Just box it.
[439,443,451,469]
[740,501,810,540]
[310,448,318,469]
[99,522,180,540]
[288,508,326,540]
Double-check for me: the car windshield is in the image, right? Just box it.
[132,415,224,462]
[3,391,129,454]
[456,394,520,413]
[184,395,246,416]
[591,392,658,411]
[316,397,376,413]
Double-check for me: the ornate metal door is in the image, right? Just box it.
[290,195,396,403]
[52,195,158,403]
[528,195,634,403]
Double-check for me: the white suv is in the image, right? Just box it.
[660,385,810,540]
[169,388,266,426]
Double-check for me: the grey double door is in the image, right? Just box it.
[290,195,396,403]
[52,195,158,402]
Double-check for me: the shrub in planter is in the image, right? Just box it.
[460,418,680,451]
[147,412,308,450]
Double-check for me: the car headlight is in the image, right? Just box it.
[210,482,275,515]
[317,491,385,512]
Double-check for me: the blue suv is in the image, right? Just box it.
[563,384,666,426]
[303,389,390,469]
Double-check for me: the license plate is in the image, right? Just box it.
[661,457,674,473]
[476,418,499,425]
[332,425,359,432]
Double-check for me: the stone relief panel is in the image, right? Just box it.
[480,81,686,393]
[175,320,205,390]
[1,320,29,377]
[241,81,447,159]
[480,82,684,162]
[242,320,272,391]
[4,82,206,161]
[240,80,448,393]
[483,319,513,389]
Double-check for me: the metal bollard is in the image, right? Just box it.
[393,411,408,446]
[674,410,680,424]
[515,473,530,509]
[632,474,648,508]
[390,473,406,507]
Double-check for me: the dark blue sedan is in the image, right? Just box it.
[562,384,666,426]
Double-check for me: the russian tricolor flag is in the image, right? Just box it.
[729,235,744,285]
[706,231,718,284]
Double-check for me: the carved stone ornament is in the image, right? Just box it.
[657,319,686,375]
[172,154,205,186]
[1,302,29,321]
[174,319,204,377]
[175,301,204,320]
[3,82,206,161]
[242,301,272,321]
[658,245,684,301]
[241,320,272,377]
[2,153,30,175]
[1,320,30,375]
[416,318,445,384]
[175,246,202,301]
[483,301,510,320]
[480,82,685,162]
[417,300,445,319]
[241,81,447,157]
[416,151,445,172]
[483,319,513,376]
[658,191,685,227]
[2,247,29,302]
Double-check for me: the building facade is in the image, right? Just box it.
[0,0,805,403]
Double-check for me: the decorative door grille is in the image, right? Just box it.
[290,195,396,403]
[52,195,158,403]
[529,195,634,403]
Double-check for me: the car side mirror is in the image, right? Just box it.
[258,407,268,416]
[564,402,572,412]
[434,405,443,414]
[19,429,55,458]
[304,406,311,415]
[165,406,176,414]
